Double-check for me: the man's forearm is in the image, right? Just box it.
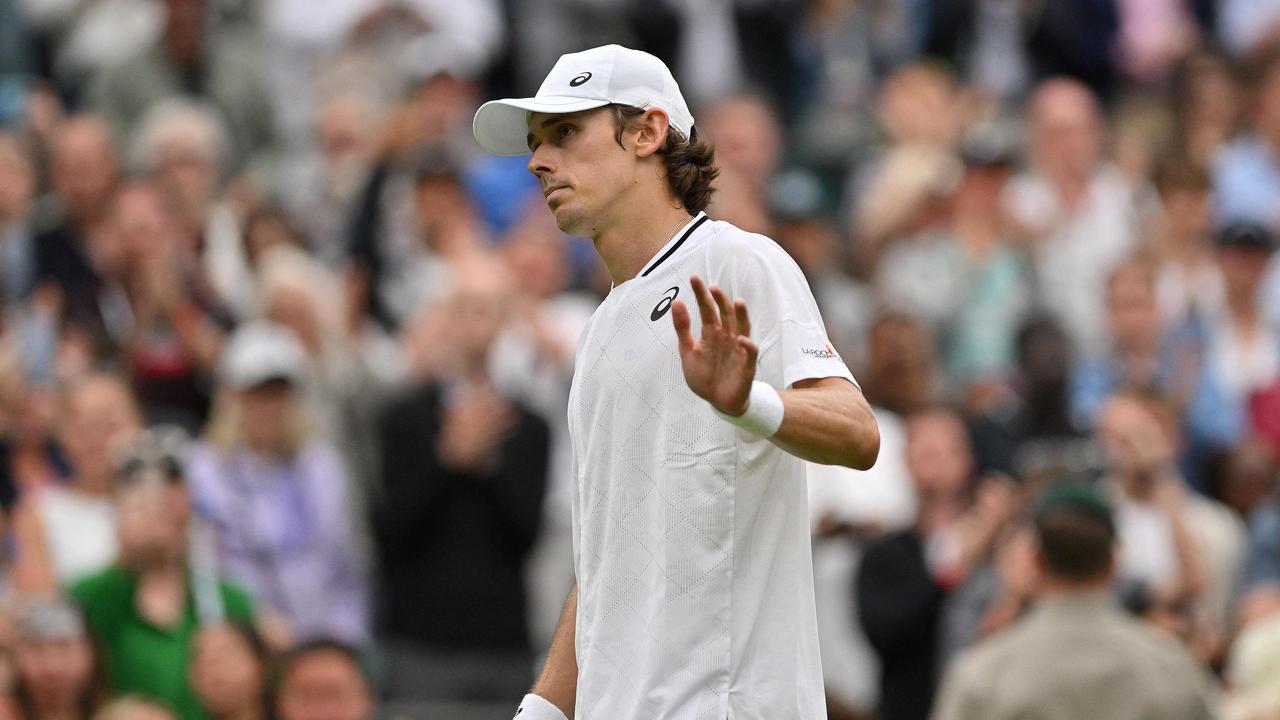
[532,585,578,717]
[771,378,879,469]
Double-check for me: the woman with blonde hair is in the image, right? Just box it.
[186,322,369,646]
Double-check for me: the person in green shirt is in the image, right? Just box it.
[69,426,256,720]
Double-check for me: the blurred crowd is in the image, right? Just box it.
[0,0,1279,718]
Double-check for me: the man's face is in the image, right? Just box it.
[526,108,637,235]
[277,652,372,720]
[1106,269,1159,353]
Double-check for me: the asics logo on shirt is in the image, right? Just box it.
[570,72,592,87]
[651,286,680,321]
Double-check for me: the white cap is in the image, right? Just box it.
[472,44,695,156]
[220,322,308,389]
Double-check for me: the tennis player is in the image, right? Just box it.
[473,45,879,720]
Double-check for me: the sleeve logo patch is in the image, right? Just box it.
[802,344,839,359]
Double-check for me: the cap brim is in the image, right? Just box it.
[473,96,612,156]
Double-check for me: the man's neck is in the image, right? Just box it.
[592,200,695,286]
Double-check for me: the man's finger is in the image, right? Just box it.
[710,285,736,336]
[735,298,751,338]
[671,299,695,353]
[689,275,719,329]
[740,336,758,368]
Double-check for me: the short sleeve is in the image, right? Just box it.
[712,232,857,390]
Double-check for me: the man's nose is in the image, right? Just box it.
[528,144,554,177]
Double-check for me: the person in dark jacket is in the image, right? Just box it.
[374,252,550,702]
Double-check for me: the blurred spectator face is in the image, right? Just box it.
[190,626,265,719]
[504,209,569,299]
[116,474,190,568]
[59,375,142,484]
[1105,264,1160,354]
[1215,442,1277,517]
[238,381,298,457]
[955,163,1010,218]
[14,635,94,709]
[276,650,372,720]
[154,129,220,233]
[413,173,472,252]
[1017,319,1073,391]
[863,314,935,415]
[243,211,301,270]
[95,697,176,720]
[701,95,780,185]
[316,96,371,173]
[112,183,183,265]
[1030,79,1104,182]
[905,409,974,499]
[264,284,322,354]
[1096,393,1176,482]
[877,63,961,147]
[0,135,34,223]
[1219,245,1274,295]
[1156,171,1212,240]
[446,257,512,366]
[775,219,838,275]
[50,117,119,224]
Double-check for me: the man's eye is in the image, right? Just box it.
[557,125,575,141]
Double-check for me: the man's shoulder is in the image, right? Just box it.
[68,565,133,610]
[701,219,786,261]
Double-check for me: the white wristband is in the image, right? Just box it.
[713,381,784,437]
[515,693,568,720]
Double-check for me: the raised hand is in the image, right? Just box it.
[671,275,758,416]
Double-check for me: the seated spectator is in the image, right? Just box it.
[70,426,256,720]
[11,598,103,720]
[189,623,269,720]
[933,482,1216,720]
[10,372,142,593]
[1208,222,1279,407]
[1212,49,1280,230]
[189,321,369,645]
[374,255,550,702]
[273,640,372,720]
[1071,261,1241,481]
[1098,391,1246,658]
[1146,158,1221,331]
[857,405,1018,720]
[1004,78,1138,360]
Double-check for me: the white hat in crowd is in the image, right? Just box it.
[220,321,308,390]
[472,44,695,156]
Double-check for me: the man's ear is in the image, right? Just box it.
[632,109,670,159]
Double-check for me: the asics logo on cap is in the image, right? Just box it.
[569,72,592,87]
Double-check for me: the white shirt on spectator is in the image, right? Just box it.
[35,485,117,584]
[1005,165,1138,360]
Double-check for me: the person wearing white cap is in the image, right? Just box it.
[475,45,880,720]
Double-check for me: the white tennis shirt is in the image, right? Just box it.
[568,212,856,719]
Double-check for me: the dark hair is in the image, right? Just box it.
[271,638,369,711]
[609,105,719,213]
[1153,156,1210,196]
[1035,505,1115,580]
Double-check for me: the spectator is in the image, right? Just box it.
[1097,391,1246,655]
[189,623,269,720]
[34,116,122,341]
[967,316,1092,483]
[273,639,372,720]
[1174,51,1244,169]
[70,426,256,720]
[1213,50,1280,230]
[10,372,141,593]
[189,321,370,645]
[1147,158,1220,330]
[88,0,275,174]
[1005,78,1138,360]
[1208,222,1279,406]
[858,405,1018,720]
[933,482,1216,720]
[11,598,104,720]
[374,254,550,702]
[1070,261,1241,470]
[702,93,780,235]
[112,180,227,430]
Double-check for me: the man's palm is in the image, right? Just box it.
[672,275,758,417]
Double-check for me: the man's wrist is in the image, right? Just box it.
[515,693,568,720]
[713,381,784,437]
